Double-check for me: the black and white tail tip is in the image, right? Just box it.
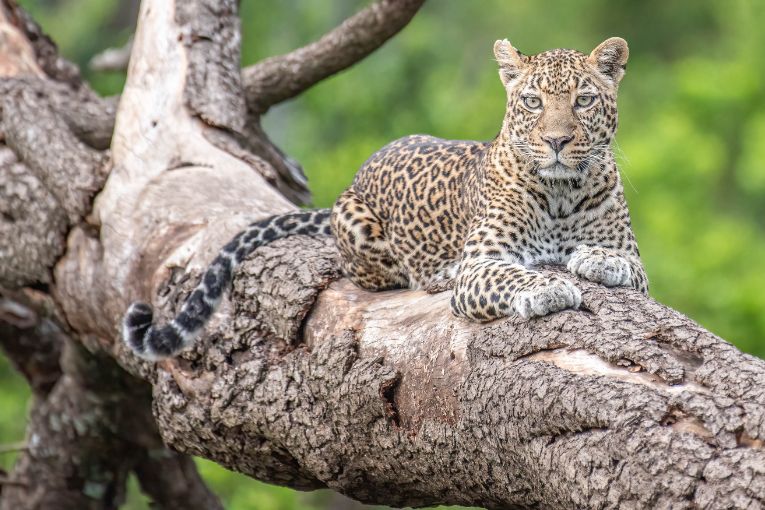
[122,209,333,360]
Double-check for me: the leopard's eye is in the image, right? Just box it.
[522,96,542,110]
[575,95,596,108]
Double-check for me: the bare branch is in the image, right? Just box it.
[242,0,426,114]
[0,442,26,455]
[89,37,133,73]
[237,0,428,203]
[133,449,223,510]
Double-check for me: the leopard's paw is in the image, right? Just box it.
[513,277,582,319]
[567,245,631,287]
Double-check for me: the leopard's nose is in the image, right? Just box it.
[542,135,573,153]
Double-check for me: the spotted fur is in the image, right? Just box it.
[124,37,647,359]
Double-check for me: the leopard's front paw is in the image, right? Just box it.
[513,277,582,319]
[567,245,631,287]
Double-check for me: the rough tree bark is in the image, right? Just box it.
[0,288,223,510]
[0,1,221,508]
[1,0,764,509]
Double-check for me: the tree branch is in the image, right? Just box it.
[0,78,110,287]
[0,1,115,150]
[45,0,765,508]
[0,288,64,395]
[240,116,311,205]
[0,0,80,86]
[133,448,223,510]
[0,1,112,288]
[4,0,765,508]
[0,144,68,287]
[0,337,223,510]
[1,78,109,223]
[89,37,133,73]
[0,2,223,508]
[0,288,222,510]
[242,0,426,115]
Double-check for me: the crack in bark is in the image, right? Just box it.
[379,372,402,429]
[523,347,708,394]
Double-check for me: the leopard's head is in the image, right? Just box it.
[494,37,628,180]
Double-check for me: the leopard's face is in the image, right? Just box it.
[494,38,628,180]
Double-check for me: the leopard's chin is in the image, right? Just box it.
[537,162,584,180]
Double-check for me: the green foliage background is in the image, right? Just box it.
[3,0,765,508]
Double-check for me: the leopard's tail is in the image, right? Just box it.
[122,209,332,360]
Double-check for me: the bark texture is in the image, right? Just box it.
[0,2,112,287]
[0,289,222,510]
[0,2,221,508]
[2,0,765,509]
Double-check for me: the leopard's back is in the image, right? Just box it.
[348,135,488,286]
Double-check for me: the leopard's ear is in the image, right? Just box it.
[494,39,527,87]
[588,37,629,85]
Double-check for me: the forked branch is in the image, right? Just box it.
[242,0,426,114]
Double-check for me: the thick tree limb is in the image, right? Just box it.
[1,79,109,223]
[0,78,110,282]
[0,335,223,510]
[0,288,222,510]
[0,145,67,287]
[0,2,116,150]
[0,2,223,508]
[3,0,765,508]
[39,0,765,508]
[242,0,426,115]
[0,2,112,288]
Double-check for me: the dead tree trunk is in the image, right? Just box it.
[1,0,764,508]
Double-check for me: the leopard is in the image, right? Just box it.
[123,37,648,360]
